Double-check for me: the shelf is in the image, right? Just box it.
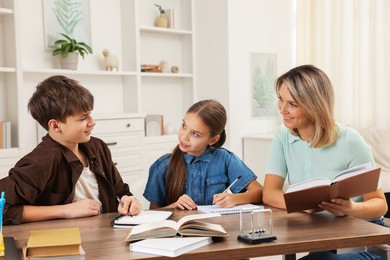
[0,148,20,157]
[139,26,192,36]
[23,68,138,76]
[140,72,192,78]
[93,113,145,120]
[0,67,16,73]
[0,8,13,15]
[145,134,178,144]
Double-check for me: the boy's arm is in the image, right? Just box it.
[21,198,101,222]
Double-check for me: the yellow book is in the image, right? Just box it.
[25,227,81,258]
[0,233,4,257]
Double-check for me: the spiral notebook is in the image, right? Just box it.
[197,204,263,215]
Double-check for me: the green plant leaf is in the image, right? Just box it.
[52,33,92,59]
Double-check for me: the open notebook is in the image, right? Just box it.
[197,204,263,215]
[112,210,172,228]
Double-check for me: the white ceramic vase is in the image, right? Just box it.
[60,52,79,70]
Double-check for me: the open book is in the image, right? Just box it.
[124,213,228,242]
[284,163,381,213]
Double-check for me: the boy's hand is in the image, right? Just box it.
[175,194,197,210]
[117,195,142,216]
[64,199,101,218]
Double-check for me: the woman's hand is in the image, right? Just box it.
[318,198,354,217]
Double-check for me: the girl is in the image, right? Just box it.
[144,99,263,209]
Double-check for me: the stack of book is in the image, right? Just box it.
[0,121,11,149]
[141,64,161,73]
[23,227,85,260]
[126,213,227,257]
[124,213,228,242]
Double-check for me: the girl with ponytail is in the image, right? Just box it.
[144,99,263,209]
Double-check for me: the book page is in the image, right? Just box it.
[179,221,228,237]
[333,163,372,182]
[129,220,177,234]
[286,177,331,193]
[125,220,179,241]
[177,213,221,228]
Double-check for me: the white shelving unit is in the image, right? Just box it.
[0,0,23,172]
[0,0,194,206]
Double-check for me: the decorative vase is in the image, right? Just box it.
[155,14,168,28]
[59,52,79,70]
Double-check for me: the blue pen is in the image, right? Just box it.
[0,192,5,233]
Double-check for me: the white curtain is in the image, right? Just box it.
[296,0,390,129]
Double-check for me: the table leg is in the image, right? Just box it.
[283,254,296,260]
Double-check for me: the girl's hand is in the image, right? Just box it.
[175,194,197,210]
[318,198,354,217]
[213,193,237,208]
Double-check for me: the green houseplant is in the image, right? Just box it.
[52,33,93,70]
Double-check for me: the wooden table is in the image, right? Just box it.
[4,207,390,259]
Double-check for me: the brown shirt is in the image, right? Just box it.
[0,135,132,225]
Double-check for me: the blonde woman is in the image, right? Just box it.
[263,65,387,222]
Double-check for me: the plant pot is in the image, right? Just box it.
[59,52,79,70]
[155,14,168,28]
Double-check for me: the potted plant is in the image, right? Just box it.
[52,33,93,70]
[154,4,168,28]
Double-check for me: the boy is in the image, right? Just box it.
[0,75,141,225]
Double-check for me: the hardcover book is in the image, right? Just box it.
[124,213,228,242]
[25,227,81,258]
[284,163,381,213]
[129,237,212,257]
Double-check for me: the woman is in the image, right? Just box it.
[263,64,387,222]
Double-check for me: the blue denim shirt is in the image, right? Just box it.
[143,147,257,206]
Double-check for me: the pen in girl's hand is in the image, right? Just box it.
[222,175,241,193]
[116,196,133,217]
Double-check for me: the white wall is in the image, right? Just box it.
[195,0,295,157]
[194,0,230,146]
[19,0,295,158]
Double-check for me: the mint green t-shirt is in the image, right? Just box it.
[266,124,376,186]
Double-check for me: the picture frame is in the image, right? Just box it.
[42,0,91,49]
[145,114,164,136]
[250,53,278,119]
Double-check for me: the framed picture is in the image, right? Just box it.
[42,0,91,48]
[250,53,277,118]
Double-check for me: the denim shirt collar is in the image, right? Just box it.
[184,147,213,164]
